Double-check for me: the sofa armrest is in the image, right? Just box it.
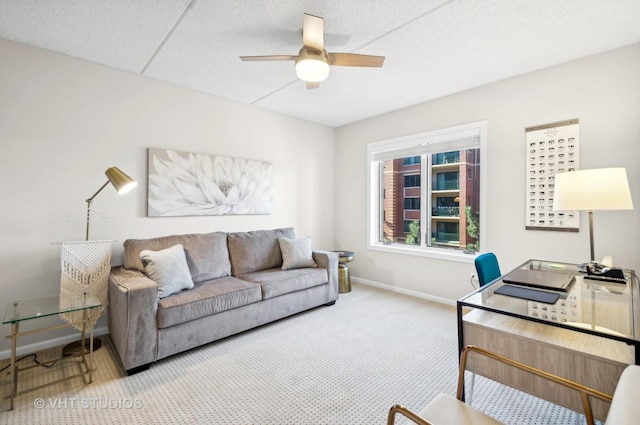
[108,267,159,373]
[313,250,340,302]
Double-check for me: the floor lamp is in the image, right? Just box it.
[552,168,633,263]
[61,167,137,356]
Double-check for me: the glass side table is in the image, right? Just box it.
[2,294,101,410]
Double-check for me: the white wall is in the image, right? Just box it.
[0,39,336,353]
[336,43,640,302]
[2,39,639,356]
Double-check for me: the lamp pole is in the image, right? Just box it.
[587,210,595,262]
[85,180,110,241]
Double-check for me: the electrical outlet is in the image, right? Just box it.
[469,273,479,289]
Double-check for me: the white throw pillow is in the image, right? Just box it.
[140,244,194,299]
[279,237,317,271]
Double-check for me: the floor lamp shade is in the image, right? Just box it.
[553,168,633,261]
[105,167,137,195]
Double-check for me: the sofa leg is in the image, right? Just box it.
[126,363,152,376]
[325,301,336,306]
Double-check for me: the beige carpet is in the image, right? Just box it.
[1,283,580,424]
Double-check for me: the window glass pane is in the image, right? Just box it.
[429,148,480,252]
[382,158,421,245]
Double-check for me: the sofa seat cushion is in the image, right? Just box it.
[240,267,328,300]
[157,276,261,329]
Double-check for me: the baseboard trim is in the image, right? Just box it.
[351,276,456,307]
[0,326,109,360]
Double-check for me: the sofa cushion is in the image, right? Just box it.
[140,244,194,299]
[228,228,295,276]
[278,237,317,270]
[124,232,230,283]
[240,267,328,300]
[157,276,262,329]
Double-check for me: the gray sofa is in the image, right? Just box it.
[108,227,339,375]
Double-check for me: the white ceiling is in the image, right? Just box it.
[2,0,640,128]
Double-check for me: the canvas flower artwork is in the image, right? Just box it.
[147,148,273,217]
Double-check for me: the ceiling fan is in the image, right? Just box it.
[240,13,385,89]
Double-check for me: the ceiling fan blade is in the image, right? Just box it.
[328,53,385,67]
[302,13,324,51]
[306,81,320,90]
[240,55,297,62]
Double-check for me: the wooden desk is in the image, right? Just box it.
[457,259,639,421]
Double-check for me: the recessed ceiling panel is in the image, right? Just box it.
[0,0,192,73]
[1,0,639,127]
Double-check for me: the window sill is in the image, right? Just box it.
[367,242,476,263]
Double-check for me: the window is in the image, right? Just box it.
[404,198,420,210]
[403,156,421,165]
[368,121,486,260]
[435,171,460,190]
[404,174,420,187]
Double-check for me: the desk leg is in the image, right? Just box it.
[9,322,18,411]
[457,302,465,359]
[456,302,465,401]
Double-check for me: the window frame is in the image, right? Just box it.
[367,121,487,263]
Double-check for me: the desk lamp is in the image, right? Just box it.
[61,166,137,355]
[552,168,633,263]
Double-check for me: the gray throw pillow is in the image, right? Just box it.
[278,237,317,270]
[140,244,194,299]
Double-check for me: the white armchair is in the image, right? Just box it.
[388,345,639,425]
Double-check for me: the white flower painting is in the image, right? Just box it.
[147,148,273,217]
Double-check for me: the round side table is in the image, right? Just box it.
[333,251,354,293]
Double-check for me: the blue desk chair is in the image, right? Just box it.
[469,252,502,406]
[474,252,501,287]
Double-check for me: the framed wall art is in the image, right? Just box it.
[147,148,273,217]
[525,119,579,232]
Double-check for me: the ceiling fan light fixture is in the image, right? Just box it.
[295,47,330,82]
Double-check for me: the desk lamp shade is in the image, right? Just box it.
[553,168,633,261]
[552,168,633,212]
